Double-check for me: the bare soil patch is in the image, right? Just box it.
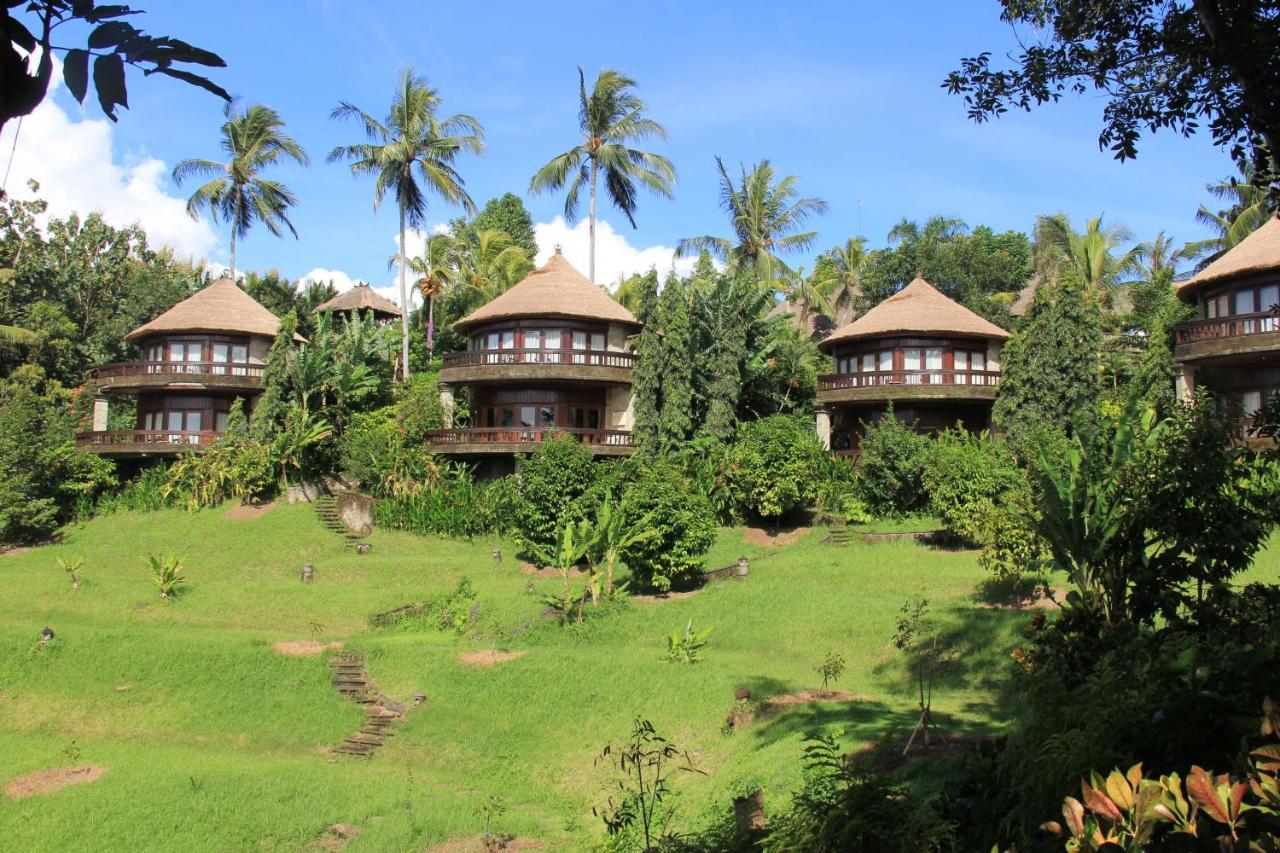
[428,836,545,853]
[742,526,810,547]
[633,589,701,603]
[312,823,362,851]
[5,765,107,800]
[1,546,33,557]
[457,650,526,668]
[224,501,276,521]
[518,562,587,579]
[764,690,862,709]
[274,640,344,658]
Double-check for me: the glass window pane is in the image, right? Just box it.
[212,343,229,362]
[167,411,183,431]
[168,342,184,361]
[187,411,202,431]
[903,348,921,370]
[1243,391,1263,416]
[972,351,986,372]
[589,409,600,429]
[1261,285,1279,312]
[1218,295,1230,317]
[878,350,892,371]
[572,331,587,349]
[501,408,514,427]
[926,348,942,370]
[591,333,605,351]
[1235,289,1256,314]
[1207,298,1218,319]
[486,333,499,349]
[524,330,540,349]
[520,406,535,428]
[954,351,968,370]
[862,353,874,372]
[232,345,248,362]
[545,330,562,349]
[215,411,228,433]
[501,331,515,349]
[540,406,555,427]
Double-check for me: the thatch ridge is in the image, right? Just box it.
[1178,215,1280,298]
[453,248,639,331]
[818,276,1010,350]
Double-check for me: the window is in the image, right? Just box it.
[1262,285,1280,313]
[1217,294,1230,318]
[232,344,248,375]
[971,351,986,373]
[520,406,536,428]
[572,331,587,364]
[212,343,229,375]
[545,329,562,362]
[1236,289,1256,315]
[540,406,555,427]
[837,357,848,374]
[501,408,514,428]
[523,330,540,362]
[1243,391,1263,417]
[215,411,228,433]
[861,353,874,373]
[902,348,922,383]
[1207,298,1218,319]
[878,350,892,372]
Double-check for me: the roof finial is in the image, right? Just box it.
[553,244,563,255]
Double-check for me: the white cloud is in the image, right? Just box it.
[533,216,695,288]
[0,94,218,261]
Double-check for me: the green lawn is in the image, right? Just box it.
[0,505,1273,851]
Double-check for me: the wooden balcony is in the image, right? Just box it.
[439,349,635,386]
[1175,312,1280,363]
[817,369,1001,404]
[92,361,265,393]
[426,426,635,456]
[75,429,220,457]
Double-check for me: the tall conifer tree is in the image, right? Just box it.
[250,311,298,443]
[630,270,663,453]
[993,271,1103,451]
[656,273,693,451]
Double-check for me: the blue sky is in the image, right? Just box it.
[4,0,1234,300]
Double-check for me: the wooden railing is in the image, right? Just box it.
[426,427,635,447]
[1176,311,1280,345]
[75,429,221,449]
[441,349,637,369]
[818,369,1001,391]
[94,361,265,380]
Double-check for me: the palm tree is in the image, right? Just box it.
[1132,232,1194,282]
[329,67,484,376]
[816,236,870,324]
[404,231,461,351]
[453,228,532,299]
[530,67,675,284]
[1034,214,1140,306]
[0,324,36,346]
[676,158,828,285]
[1186,165,1277,268]
[174,102,308,282]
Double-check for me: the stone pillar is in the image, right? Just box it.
[986,340,1002,372]
[815,407,832,451]
[1175,364,1196,403]
[439,383,455,428]
[606,385,635,430]
[92,397,109,431]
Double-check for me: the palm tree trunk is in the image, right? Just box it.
[399,205,411,380]
[427,292,435,358]
[229,228,237,282]
[230,191,241,281]
[588,156,598,284]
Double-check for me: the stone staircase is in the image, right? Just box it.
[825,518,855,546]
[328,650,404,758]
[313,495,368,549]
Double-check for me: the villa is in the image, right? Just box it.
[814,276,1010,453]
[312,283,403,321]
[428,247,639,460]
[1173,217,1280,442]
[76,277,295,457]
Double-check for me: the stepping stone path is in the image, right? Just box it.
[328,650,406,758]
[313,495,369,549]
[825,518,855,546]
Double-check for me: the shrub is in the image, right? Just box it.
[91,464,171,516]
[339,405,441,499]
[148,552,185,600]
[724,414,824,521]
[814,453,872,524]
[855,409,932,516]
[373,465,507,539]
[617,459,716,592]
[921,428,1024,544]
[514,433,598,566]
[0,366,115,543]
[164,436,276,509]
[396,371,445,443]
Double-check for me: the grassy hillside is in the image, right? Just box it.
[0,504,1273,850]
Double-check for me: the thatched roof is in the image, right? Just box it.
[453,248,639,332]
[818,276,1010,350]
[312,284,402,318]
[1009,276,1040,317]
[126,277,300,342]
[1178,215,1280,299]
